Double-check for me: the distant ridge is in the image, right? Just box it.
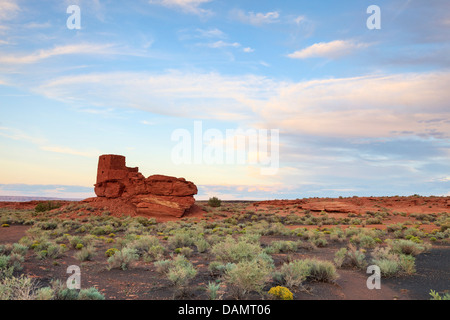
[0,196,83,202]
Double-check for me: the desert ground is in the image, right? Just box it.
[0,196,449,300]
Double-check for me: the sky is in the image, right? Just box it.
[0,0,449,200]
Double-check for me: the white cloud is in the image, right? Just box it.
[140,120,156,126]
[0,43,130,64]
[294,15,306,25]
[24,21,52,29]
[0,126,98,158]
[288,40,371,59]
[0,127,46,145]
[178,27,226,41]
[34,71,450,140]
[205,40,240,49]
[233,10,280,26]
[40,146,98,158]
[0,0,20,21]
[35,71,281,120]
[243,47,254,53]
[149,0,212,15]
[196,28,225,38]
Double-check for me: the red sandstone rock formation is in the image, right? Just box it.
[94,155,197,218]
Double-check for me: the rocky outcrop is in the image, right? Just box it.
[94,155,197,218]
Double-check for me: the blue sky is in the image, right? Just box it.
[0,0,449,200]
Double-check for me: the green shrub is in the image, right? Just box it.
[388,239,428,256]
[334,248,348,268]
[358,235,377,248]
[35,202,62,213]
[211,236,261,263]
[311,237,328,248]
[168,232,195,249]
[224,257,273,299]
[36,250,48,260]
[265,241,298,254]
[166,255,197,289]
[329,228,346,242]
[386,223,404,233]
[78,287,105,300]
[206,281,221,300]
[346,244,367,269]
[127,236,160,257]
[7,253,24,271]
[398,254,416,275]
[371,246,417,276]
[47,244,65,259]
[107,248,138,270]
[264,222,292,236]
[278,259,311,289]
[195,238,210,253]
[37,221,58,230]
[56,288,80,300]
[0,255,14,279]
[208,261,235,276]
[144,245,165,262]
[75,246,96,262]
[12,243,28,256]
[208,197,222,208]
[373,258,400,277]
[178,247,193,257]
[34,287,54,300]
[69,236,85,249]
[307,259,339,282]
[154,259,174,274]
[0,275,36,300]
[91,226,114,236]
[429,290,450,300]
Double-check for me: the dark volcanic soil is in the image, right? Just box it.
[383,246,450,299]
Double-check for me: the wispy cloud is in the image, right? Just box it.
[0,126,46,145]
[0,126,98,158]
[288,40,371,59]
[196,27,226,38]
[178,27,226,41]
[23,21,52,29]
[35,71,280,120]
[0,0,20,21]
[40,146,98,158]
[149,0,213,16]
[204,40,240,49]
[233,9,280,26]
[34,70,450,140]
[0,43,119,64]
[294,15,306,25]
[0,183,95,199]
[140,120,156,126]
